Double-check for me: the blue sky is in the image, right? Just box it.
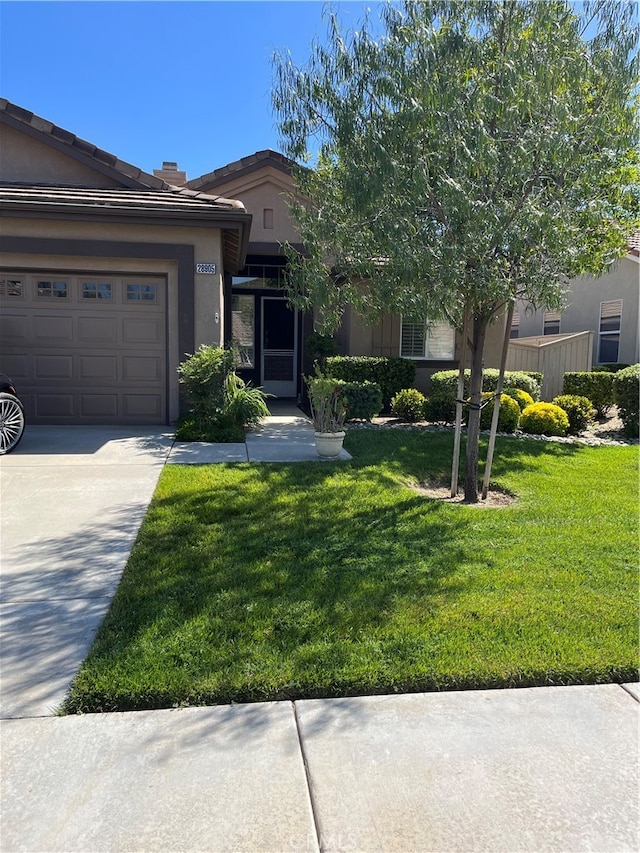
[0,1,376,180]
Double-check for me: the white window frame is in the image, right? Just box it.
[400,318,455,360]
[36,279,68,299]
[598,299,622,364]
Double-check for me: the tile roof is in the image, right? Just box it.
[187,150,299,191]
[627,230,640,256]
[0,98,170,191]
[0,184,246,214]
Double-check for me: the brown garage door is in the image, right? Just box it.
[0,272,167,424]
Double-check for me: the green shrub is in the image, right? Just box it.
[552,394,595,435]
[423,392,457,424]
[613,364,640,438]
[482,369,541,401]
[430,369,542,414]
[177,344,234,424]
[176,344,270,441]
[479,393,521,433]
[563,372,614,416]
[391,388,426,422]
[343,381,383,421]
[325,356,415,411]
[593,363,629,374]
[503,387,535,411]
[175,413,245,443]
[520,403,569,436]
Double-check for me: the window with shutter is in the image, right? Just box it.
[400,319,454,359]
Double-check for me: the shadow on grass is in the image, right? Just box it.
[62,432,637,714]
[63,458,480,712]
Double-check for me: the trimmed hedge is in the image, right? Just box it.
[613,364,640,438]
[343,381,383,422]
[520,403,569,436]
[563,372,614,416]
[552,395,595,435]
[430,369,542,403]
[391,388,426,422]
[325,356,415,411]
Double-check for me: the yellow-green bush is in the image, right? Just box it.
[504,387,534,412]
[520,402,569,436]
[479,393,521,433]
[552,394,595,435]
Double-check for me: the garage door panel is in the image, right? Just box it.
[33,315,74,341]
[35,394,74,418]
[78,316,118,342]
[123,394,162,418]
[78,355,118,380]
[123,317,163,344]
[1,354,29,379]
[123,356,162,381]
[0,314,28,341]
[80,394,118,418]
[35,355,74,379]
[0,272,167,424]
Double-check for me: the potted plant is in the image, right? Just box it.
[306,374,348,458]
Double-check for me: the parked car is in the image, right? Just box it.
[0,373,25,454]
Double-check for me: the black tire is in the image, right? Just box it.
[0,392,25,455]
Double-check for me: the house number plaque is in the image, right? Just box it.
[195,263,216,274]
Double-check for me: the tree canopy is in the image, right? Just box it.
[273,0,639,500]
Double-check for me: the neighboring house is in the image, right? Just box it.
[511,243,640,369]
[0,100,251,425]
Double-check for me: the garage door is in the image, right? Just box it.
[0,271,167,424]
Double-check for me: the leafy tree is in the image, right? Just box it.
[273,0,639,501]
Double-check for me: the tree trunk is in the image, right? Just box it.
[482,303,515,500]
[464,316,488,503]
[450,304,471,497]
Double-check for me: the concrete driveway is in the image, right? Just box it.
[0,426,174,719]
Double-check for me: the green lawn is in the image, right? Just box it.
[63,430,639,713]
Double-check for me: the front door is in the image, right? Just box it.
[261,297,297,397]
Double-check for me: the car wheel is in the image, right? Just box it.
[0,392,25,455]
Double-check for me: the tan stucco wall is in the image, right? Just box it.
[200,166,302,246]
[517,256,639,365]
[339,307,506,394]
[0,124,123,187]
[1,216,226,421]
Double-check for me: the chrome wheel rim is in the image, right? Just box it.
[0,395,25,454]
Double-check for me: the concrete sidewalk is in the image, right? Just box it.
[0,426,174,719]
[1,685,638,852]
[167,402,352,464]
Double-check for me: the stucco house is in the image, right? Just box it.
[0,100,251,425]
[32,98,640,425]
[511,241,639,368]
[185,150,504,399]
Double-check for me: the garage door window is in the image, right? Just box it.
[126,283,157,302]
[37,280,67,298]
[82,282,112,300]
[0,278,23,298]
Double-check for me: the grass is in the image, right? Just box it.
[63,429,639,713]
